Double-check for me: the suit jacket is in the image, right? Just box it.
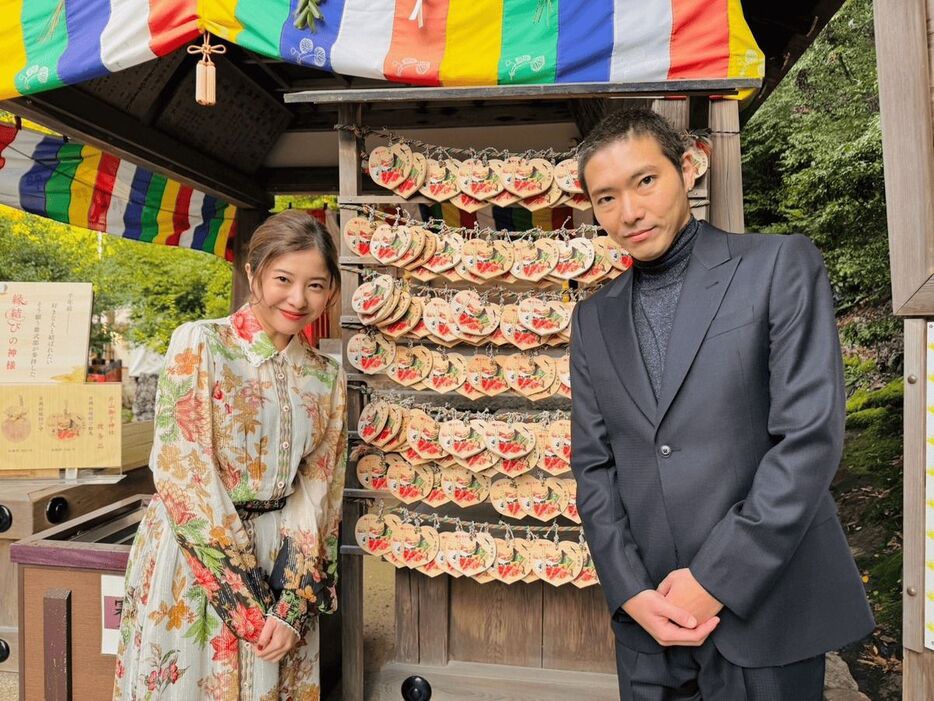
[570,221,874,667]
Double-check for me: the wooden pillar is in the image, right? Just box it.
[43,588,71,701]
[708,99,744,233]
[230,208,268,311]
[651,98,689,131]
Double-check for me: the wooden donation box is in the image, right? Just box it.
[11,496,341,700]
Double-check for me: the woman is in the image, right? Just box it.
[113,210,347,700]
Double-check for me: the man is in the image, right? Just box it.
[570,108,873,700]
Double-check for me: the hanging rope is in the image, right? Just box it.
[187,33,226,107]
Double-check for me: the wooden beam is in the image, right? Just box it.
[230,209,267,311]
[903,320,926,653]
[259,167,339,194]
[1,88,273,210]
[873,0,934,314]
[708,99,744,232]
[285,79,761,105]
[43,588,71,701]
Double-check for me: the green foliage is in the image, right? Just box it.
[845,378,903,414]
[743,0,888,310]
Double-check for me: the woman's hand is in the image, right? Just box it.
[254,615,299,662]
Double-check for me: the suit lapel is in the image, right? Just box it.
[654,223,740,427]
[596,270,657,424]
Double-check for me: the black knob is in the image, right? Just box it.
[0,505,11,533]
[0,638,9,663]
[401,676,431,701]
[46,496,69,524]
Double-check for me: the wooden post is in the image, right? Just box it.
[43,588,71,701]
[708,99,744,233]
[651,98,689,130]
[230,208,268,311]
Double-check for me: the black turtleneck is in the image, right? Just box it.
[631,217,700,398]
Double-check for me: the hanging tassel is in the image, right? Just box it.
[187,33,226,107]
[408,0,424,28]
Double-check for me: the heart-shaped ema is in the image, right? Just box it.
[419,158,460,202]
[342,216,376,258]
[575,237,613,286]
[572,541,600,588]
[511,239,559,282]
[504,354,557,396]
[355,453,390,492]
[441,465,492,507]
[563,479,580,523]
[386,345,433,387]
[406,409,444,461]
[390,522,439,569]
[518,179,563,212]
[501,156,554,197]
[431,531,463,578]
[564,193,592,211]
[490,538,533,584]
[405,230,438,272]
[490,478,524,519]
[499,304,544,351]
[387,457,432,504]
[450,192,488,213]
[467,354,509,397]
[422,467,450,508]
[462,239,512,280]
[423,232,463,274]
[369,224,411,265]
[394,226,428,269]
[351,274,395,315]
[601,236,633,272]
[451,289,501,337]
[347,333,396,375]
[370,404,404,448]
[367,144,411,190]
[452,448,499,473]
[379,296,423,338]
[546,419,572,463]
[422,298,459,343]
[356,401,390,444]
[555,352,570,386]
[517,298,571,336]
[531,539,583,586]
[482,420,535,459]
[360,285,404,326]
[516,474,569,522]
[427,350,467,394]
[553,158,583,194]
[447,531,496,577]
[354,513,401,556]
[395,151,428,199]
[438,418,486,458]
[551,238,596,280]
[457,158,505,200]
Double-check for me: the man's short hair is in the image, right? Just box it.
[577,108,690,196]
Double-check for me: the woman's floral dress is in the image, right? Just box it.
[113,304,347,701]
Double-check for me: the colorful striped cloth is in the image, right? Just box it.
[0,123,237,258]
[0,1,763,101]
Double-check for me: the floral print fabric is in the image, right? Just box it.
[113,304,347,701]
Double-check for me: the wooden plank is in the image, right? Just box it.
[3,89,273,210]
[394,569,420,663]
[708,99,743,232]
[285,79,761,105]
[368,660,618,701]
[340,499,365,701]
[873,0,934,313]
[651,98,690,130]
[541,584,615,673]
[449,578,543,667]
[231,208,267,311]
[43,588,71,701]
[904,320,927,652]
[417,573,449,666]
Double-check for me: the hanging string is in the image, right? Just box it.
[187,33,226,107]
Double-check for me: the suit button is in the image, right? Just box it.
[659,445,672,457]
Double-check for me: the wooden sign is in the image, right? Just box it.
[0,281,93,383]
[0,383,122,470]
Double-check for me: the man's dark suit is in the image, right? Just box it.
[570,221,874,669]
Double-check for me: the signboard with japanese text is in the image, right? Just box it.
[0,281,93,383]
[0,383,121,469]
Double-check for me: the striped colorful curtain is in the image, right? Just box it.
[0,1,764,101]
[0,123,237,258]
